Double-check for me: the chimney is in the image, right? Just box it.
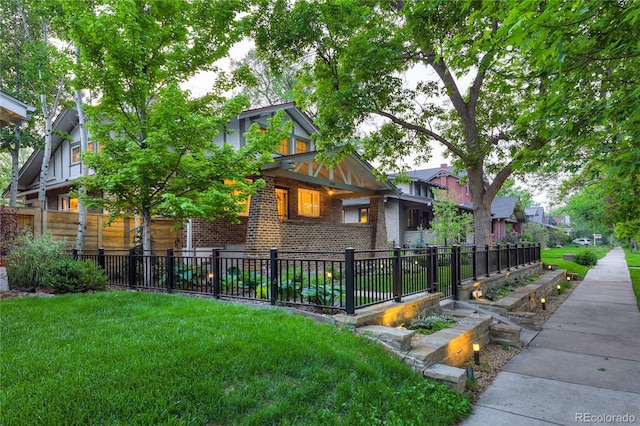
[440,163,448,169]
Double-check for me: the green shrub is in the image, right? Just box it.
[6,233,66,289]
[79,260,109,291]
[40,258,108,293]
[574,251,598,266]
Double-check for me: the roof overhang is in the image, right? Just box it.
[0,91,36,126]
[263,151,398,197]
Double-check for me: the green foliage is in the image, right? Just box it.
[405,314,456,335]
[0,291,472,424]
[573,251,598,267]
[159,263,202,290]
[302,274,345,306]
[0,206,19,259]
[430,194,474,246]
[40,258,107,293]
[6,233,66,288]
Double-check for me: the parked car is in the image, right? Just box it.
[572,237,591,246]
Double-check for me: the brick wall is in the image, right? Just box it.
[245,175,281,250]
[188,216,248,248]
[281,220,374,251]
[275,176,342,222]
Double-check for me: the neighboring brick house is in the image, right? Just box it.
[462,196,526,243]
[12,103,397,252]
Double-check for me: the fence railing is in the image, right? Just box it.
[75,243,541,314]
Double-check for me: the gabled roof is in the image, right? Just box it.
[463,196,525,221]
[389,164,467,183]
[524,206,544,218]
[16,109,79,191]
[264,150,398,196]
[238,102,318,136]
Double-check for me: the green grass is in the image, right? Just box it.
[540,245,611,279]
[0,291,472,425]
[623,248,640,309]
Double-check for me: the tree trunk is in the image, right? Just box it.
[141,207,152,286]
[9,127,20,207]
[467,166,494,247]
[74,58,88,253]
[37,97,53,208]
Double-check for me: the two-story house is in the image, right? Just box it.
[13,103,398,252]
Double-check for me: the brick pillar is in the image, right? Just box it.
[245,175,281,251]
[369,196,388,251]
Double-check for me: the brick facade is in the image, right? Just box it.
[186,173,382,251]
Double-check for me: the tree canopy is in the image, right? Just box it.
[64,0,286,252]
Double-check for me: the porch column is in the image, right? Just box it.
[369,196,389,251]
[245,175,281,251]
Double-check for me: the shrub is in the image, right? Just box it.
[6,233,66,289]
[41,258,108,293]
[574,251,598,267]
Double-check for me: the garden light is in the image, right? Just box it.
[557,284,562,295]
[541,297,546,310]
[473,343,480,365]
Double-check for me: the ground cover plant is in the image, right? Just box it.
[540,246,610,278]
[624,248,640,309]
[404,313,456,335]
[0,291,472,425]
[485,275,541,301]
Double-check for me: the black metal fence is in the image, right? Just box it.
[75,243,541,314]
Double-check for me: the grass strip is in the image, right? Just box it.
[624,248,640,309]
[1,291,471,425]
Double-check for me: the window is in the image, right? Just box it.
[277,137,290,155]
[295,139,309,154]
[407,209,429,229]
[59,195,78,212]
[87,142,102,153]
[276,188,289,219]
[359,208,369,223]
[71,145,81,163]
[298,188,320,217]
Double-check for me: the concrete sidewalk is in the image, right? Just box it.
[462,247,640,426]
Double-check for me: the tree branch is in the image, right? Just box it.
[375,109,466,159]
[424,49,467,117]
[468,20,499,113]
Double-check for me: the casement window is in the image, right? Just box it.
[407,209,430,229]
[359,208,369,223]
[297,188,320,217]
[71,145,81,164]
[59,195,79,212]
[276,188,289,219]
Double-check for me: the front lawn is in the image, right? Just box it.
[540,245,610,278]
[0,291,471,425]
[624,248,640,309]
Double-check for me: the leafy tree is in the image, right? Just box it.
[565,185,609,238]
[230,49,298,108]
[65,0,285,254]
[0,0,66,207]
[496,178,534,208]
[429,191,474,246]
[614,221,639,252]
[250,1,557,247]
[503,1,640,223]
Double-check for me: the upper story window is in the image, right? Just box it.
[298,188,320,217]
[277,137,290,155]
[71,145,81,163]
[295,139,309,154]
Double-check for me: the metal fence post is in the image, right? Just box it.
[72,248,78,260]
[485,244,490,277]
[497,244,502,274]
[393,247,402,303]
[506,244,511,271]
[128,248,137,288]
[166,248,174,293]
[345,247,355,315]
[452,246,460,301]
[212,249,220,299]
[98,248,105,269]
[270,248,278,305]
[472,245,478,280]
[431,246,439,292]
[427,247,434,292]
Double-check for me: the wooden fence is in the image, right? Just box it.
[13,207,182,251]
